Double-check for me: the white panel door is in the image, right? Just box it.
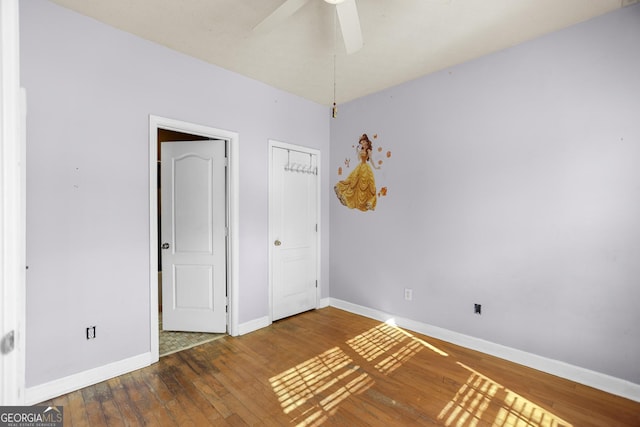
[271,146,318,321]
[161,140,226,333]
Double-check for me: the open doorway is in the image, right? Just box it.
[149,115,240,363]
[156,130,225,356]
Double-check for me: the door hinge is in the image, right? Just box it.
[315,223,318,232]
[315,280,318,288]
[225,157,229,167]
[1,330,15,355]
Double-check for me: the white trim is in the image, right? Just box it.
[318,297,330,309]
[149,115,240,365]
[329,298,640,403]
[24,353,152,405]
[268,140,322,323]
[0,0,25,406]
[237,316,270,336]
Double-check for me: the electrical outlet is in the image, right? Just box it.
[86,326,96,340]
[474,304,482,315]
[404,288,413,301]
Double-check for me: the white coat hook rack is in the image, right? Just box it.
[283,150,317,175]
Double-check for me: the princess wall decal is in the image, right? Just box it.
[334,133,390,212]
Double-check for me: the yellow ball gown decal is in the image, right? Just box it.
[334,133,384,212]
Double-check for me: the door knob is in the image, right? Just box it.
[161,243,170,249]
[274,240,282,246]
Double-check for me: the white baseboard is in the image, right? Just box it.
[25,315,271,404]
[25,311,305,404]
[237,315,270,336]
[329,298,640,403]
[24,353,153,405]
[27,302,638,405]
[237,302,334,335]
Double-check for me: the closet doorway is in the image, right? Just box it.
[269,141,321,321]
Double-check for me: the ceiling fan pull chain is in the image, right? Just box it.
[332,7,338,118]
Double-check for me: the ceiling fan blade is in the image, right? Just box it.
[253,0,312,33]
[336,0,363,54]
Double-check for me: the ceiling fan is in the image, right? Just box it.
[253,0,363,55]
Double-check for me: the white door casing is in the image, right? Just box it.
[270,142,319,321]
[1,0,25,405]
[161,140,227,333]
[149,116,239,363]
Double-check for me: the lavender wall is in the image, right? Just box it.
[21,0,330,387]
[330,5,640,383]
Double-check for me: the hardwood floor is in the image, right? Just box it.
[41,307,640,426]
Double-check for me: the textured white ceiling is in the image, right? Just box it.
[50,0,637,105]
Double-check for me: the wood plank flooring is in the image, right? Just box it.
[40,307,640,426]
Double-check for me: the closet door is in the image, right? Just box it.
[270,144,319,321]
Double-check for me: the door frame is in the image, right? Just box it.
[1,0,25,405]
[268,140,321,323]
[149,115,240,363]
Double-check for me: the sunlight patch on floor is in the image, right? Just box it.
[347,322,447,375]
[270,320,573,426]
[385,319,450,357]
[269,346,374,427]
[438,362,573,427]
